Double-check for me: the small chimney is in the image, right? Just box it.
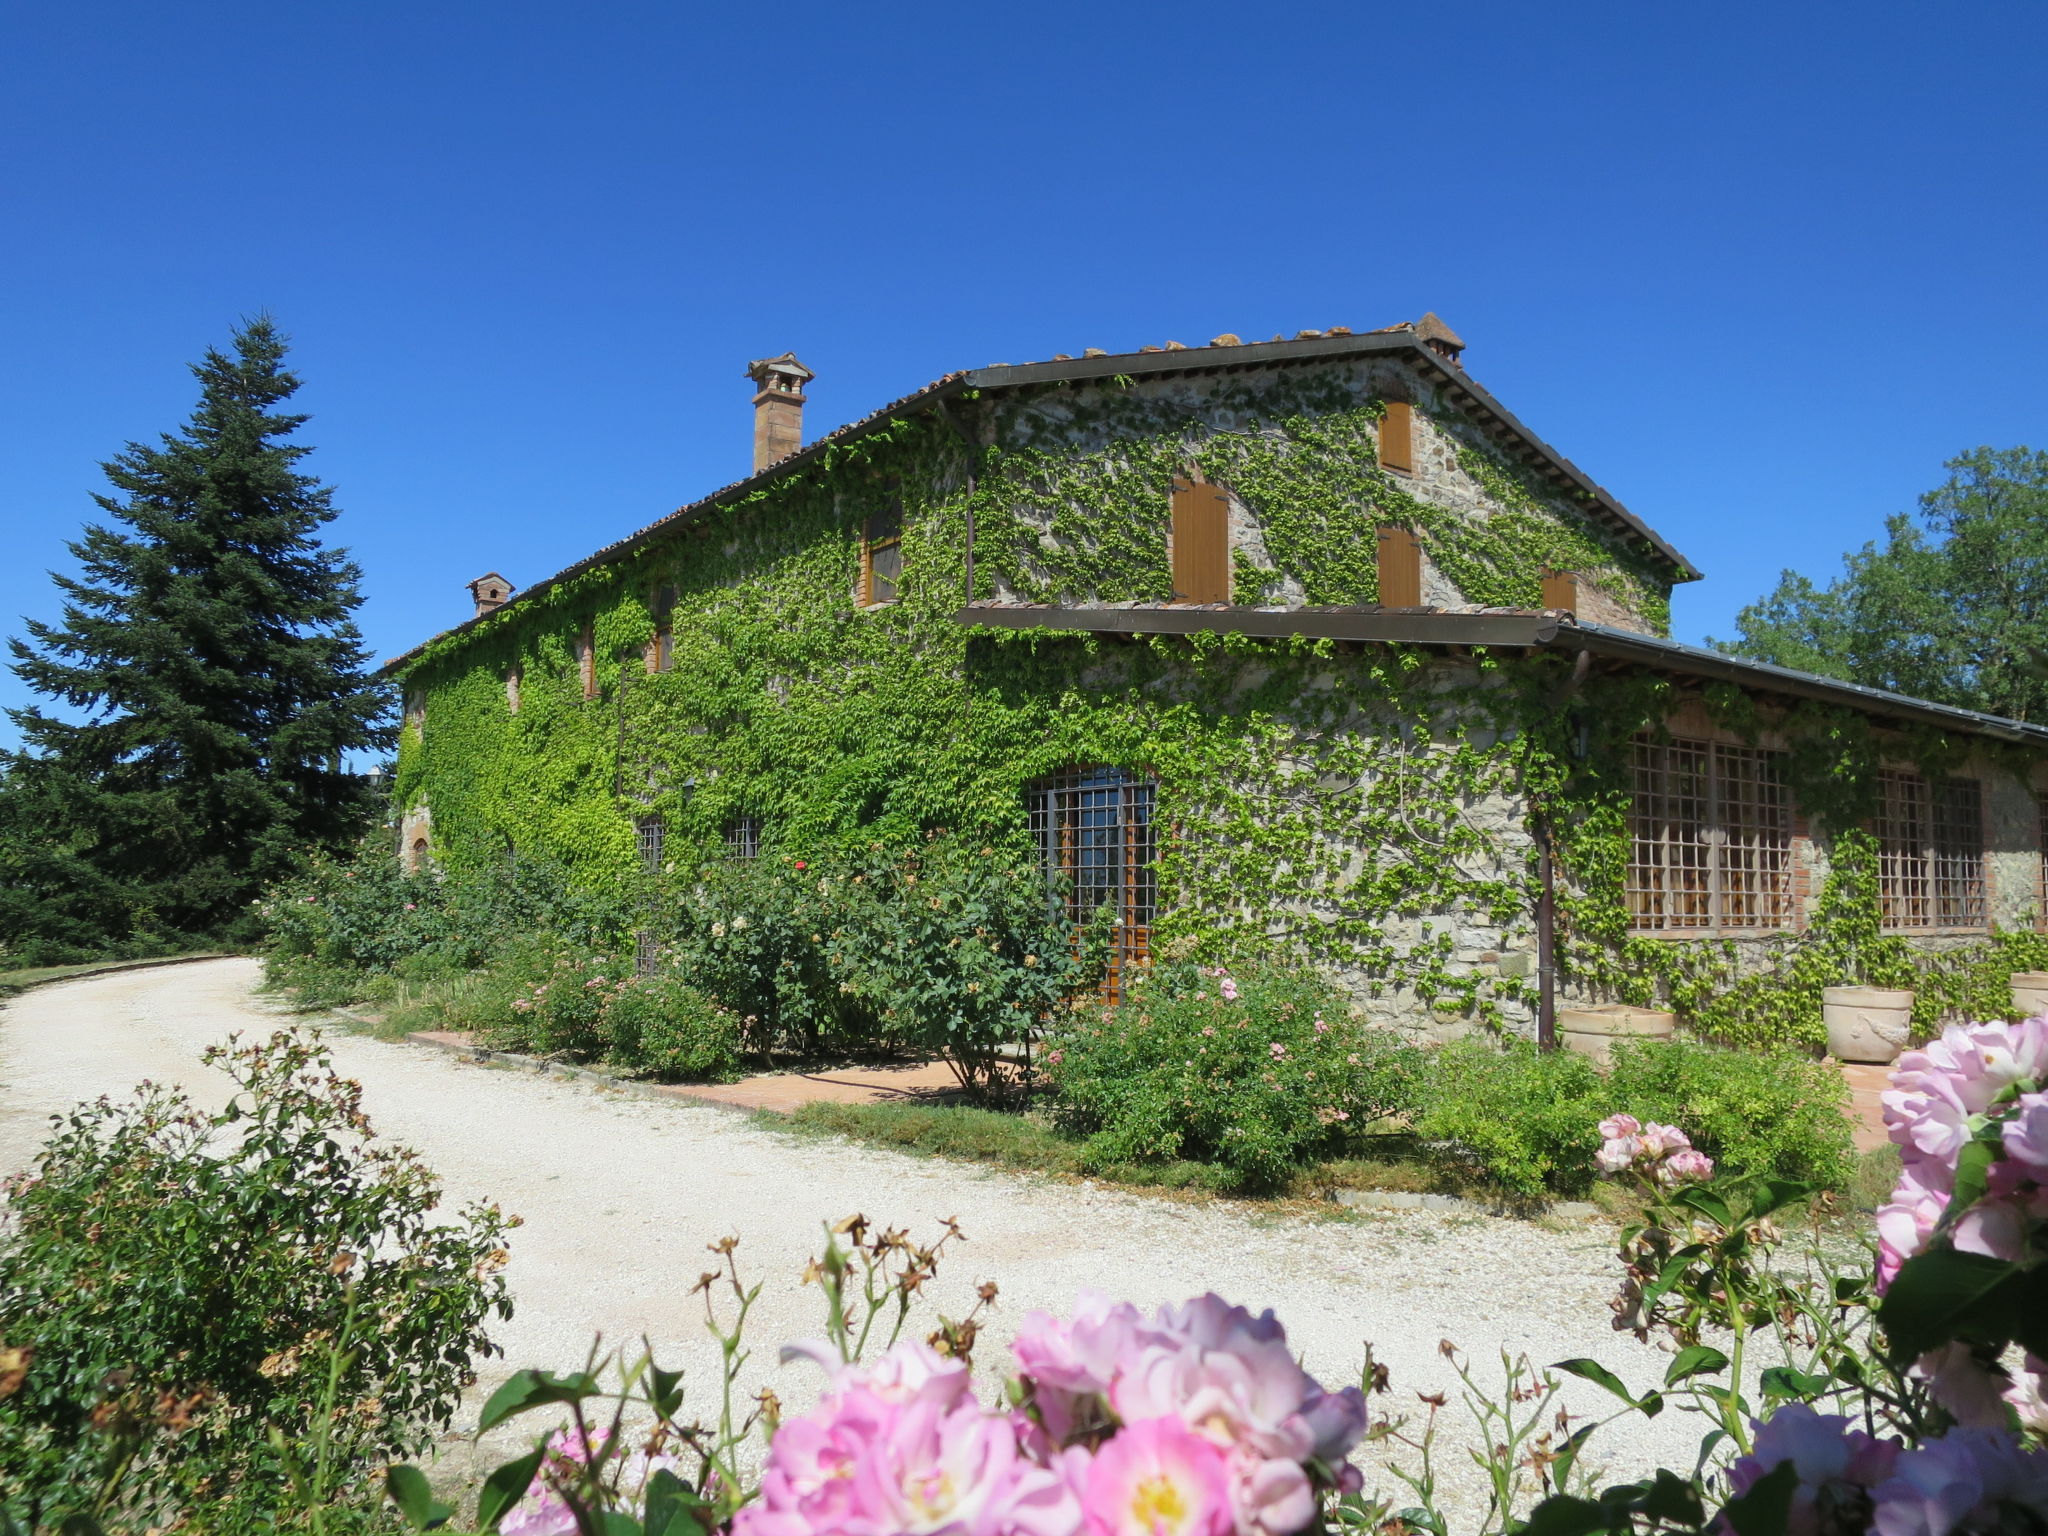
[1413,313,1466,366]
[745,352,814,471]
[466,572,515,617]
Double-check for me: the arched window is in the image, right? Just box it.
[406,837,431,875]
[1026,766,1157,999]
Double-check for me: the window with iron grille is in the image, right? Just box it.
[635,815,666,875]
[862,500,903,606]
[1878,771,1985,930]
[1027,766,1157,999]
[725,814,761,862]
[1626,736,1793,933]
[577,626,597,699]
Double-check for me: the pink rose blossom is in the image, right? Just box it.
[1914,1343,2015,1431]
[1597,1113,1642,1142]
[1268,1043,1286,1060]
[739,1346,1081,1536]
[1723,1404,1900,1536]
[1084,1417,1233,1536]
[1638,1122,1692,1158]
[2005,1356,2048,1437]
[1595,1134,1641,1174]
[2001,1092,2048,1181]
[1875,1160,1951,1291]
[1218,976,1240,1002]
[1658,1148,1715,1185]
[1871,1427,2048,1536]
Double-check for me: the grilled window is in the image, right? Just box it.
[404,689,426,732]
[577,626,597,699]
[725,814,762,863]
[862,500,903,606]
[1027,766,1157,1000]
[1627,736,1794,933]
[635,814,666,875]
[505,662,522,714]
[1878,771,1986,930]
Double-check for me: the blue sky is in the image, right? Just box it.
[3,2,2043,745]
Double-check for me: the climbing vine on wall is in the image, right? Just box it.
[392,364,2040,1049]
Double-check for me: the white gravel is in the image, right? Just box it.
[0,958,1720,1520]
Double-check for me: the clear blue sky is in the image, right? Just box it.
[4,1,2043,746]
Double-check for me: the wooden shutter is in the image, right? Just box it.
[1541,567,1580,612]
[1376,525,1422,607]
[1379,401,1415,473]
[1170,477,1231,603]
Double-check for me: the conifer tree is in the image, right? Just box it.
[2,318,391,950]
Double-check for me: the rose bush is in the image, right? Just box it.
[411,1011,2048,1536]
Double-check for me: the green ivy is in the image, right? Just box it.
[390,371,2035,1049]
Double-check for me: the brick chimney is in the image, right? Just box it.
[466,572,515,617]
[745,353,814,471]
[1413,313,1466,366]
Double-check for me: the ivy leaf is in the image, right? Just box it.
[1665,1345,1731,1386]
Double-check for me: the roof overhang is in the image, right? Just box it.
[955,604,2048,748]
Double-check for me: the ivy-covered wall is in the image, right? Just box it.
[390,355,2048,1046]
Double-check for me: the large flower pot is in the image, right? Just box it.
[1558,1005,1676,1068]
[1823,986,1915,1064]
[2012,972,2048,1020]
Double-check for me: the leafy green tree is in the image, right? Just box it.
[2,318,391,951]
[1714,446,2048,722]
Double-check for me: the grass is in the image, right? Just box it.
[779,1099,1575,1206]
[0,951,226,1000]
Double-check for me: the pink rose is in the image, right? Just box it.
[1871,1427,2048,1536]
[2001,1092,2048,1181]
[1875,1160,1951,1291]
[1658,1148,1715,1185]
[1723,1404,1900,1536]
[1597,1113,1642,1142]
[1638,1122,1692,1158]
[1084,1417,1233,1536]
[740,1351,1079,1536]
[1595,1135,1642,1174]
[1218,976,1239,1002]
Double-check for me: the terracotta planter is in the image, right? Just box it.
[2012,972,2048,1020]
[1558,1005,1677,1069]
[1823,986,1915,1064]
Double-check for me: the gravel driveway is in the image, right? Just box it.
[0,957,1721,1519]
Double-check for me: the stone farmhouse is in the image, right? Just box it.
[383,318,2048,1042]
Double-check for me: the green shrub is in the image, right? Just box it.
[1606,1037,1854,1189]
[1415,1035,1857,1198]
[602,970,744,1081]
[0,1030,512,1530]
[261,837,629,1007]
[668,853,875,1056]
[1415,1038,1609,1198]
[1047,963,1425,1192]
[843,837,1105,1091]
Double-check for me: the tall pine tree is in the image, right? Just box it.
[2,317,391,953]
